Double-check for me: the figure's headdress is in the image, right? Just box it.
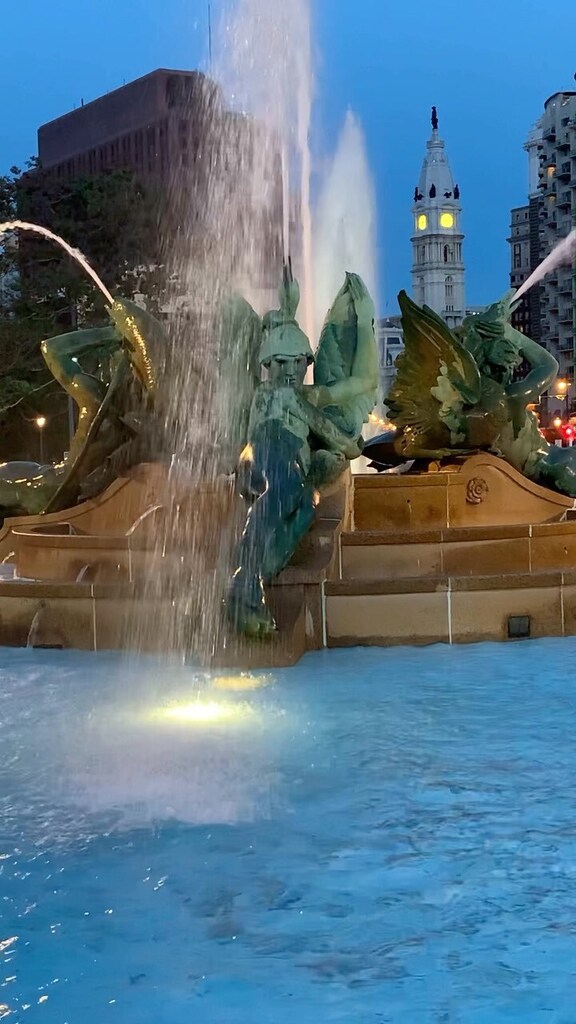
[259,262,314,367]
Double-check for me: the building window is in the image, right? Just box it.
[445,276,454,300]
[513,243,522,269]
[443,245,454,263]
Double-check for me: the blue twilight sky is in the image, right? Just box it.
[2,0,576,313]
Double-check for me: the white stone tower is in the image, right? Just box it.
[411,107,465,328]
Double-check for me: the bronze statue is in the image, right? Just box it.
[224,266,379,636]
[0,299,164,517]
[0,263,378,643]
[366,289,576,496]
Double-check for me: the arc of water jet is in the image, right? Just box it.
[514,228,576,303]
[0,220,114,306]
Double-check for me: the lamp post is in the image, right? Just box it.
[35,415,47,464]
[554,378,570,419]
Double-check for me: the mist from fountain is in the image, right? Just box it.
[312,112,378,340]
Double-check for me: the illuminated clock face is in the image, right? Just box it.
[440,212,454,228]
[417,214,427,231]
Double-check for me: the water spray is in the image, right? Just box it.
[0,220,114,305]
[514,227,576,303]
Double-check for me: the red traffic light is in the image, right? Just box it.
[561,423,575,441]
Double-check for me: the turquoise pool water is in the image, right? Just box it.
[2,640,576,1022]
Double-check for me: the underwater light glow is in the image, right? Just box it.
[151,700,256,726]
[213,673,270,691]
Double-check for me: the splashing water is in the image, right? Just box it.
[514,228,576,303]
[313,112,378,338]
[216,0,314,330]
[0,219,114,304]
[127,0,318,664]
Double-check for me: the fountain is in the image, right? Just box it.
[6,7,576,1023]
[2,0,576,661]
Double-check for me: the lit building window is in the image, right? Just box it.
[417,214,427,231]
[440,212,454,228]
[547,165,556,178]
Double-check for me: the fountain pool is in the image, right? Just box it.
[3,639,576,1022]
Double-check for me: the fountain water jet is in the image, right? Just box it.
[313,112,378,339]
[514,227,576,303]
[130,0,319,663]
[0,220,114,305]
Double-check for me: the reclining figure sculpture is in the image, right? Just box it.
[365,289,576,497]
[0,299,164,518]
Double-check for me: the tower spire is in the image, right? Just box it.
[411,109,465,328]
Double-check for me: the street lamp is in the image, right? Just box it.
[554,378,570,418]
[35,415,47,464]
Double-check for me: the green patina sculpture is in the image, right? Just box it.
[0,265,378,641]
[368,288,576,495]
[0,299,164,518]
[224,266,379,636]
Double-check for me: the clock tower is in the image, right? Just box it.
[411,107,465,328]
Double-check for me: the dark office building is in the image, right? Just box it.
[38,69,220,185]
[37,68,285,295]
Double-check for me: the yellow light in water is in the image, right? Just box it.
[440,212,454,228]
[213,673,268,691]
[149,699,256,727]
[240,443,254,463]
[162,702,236,723]
[417,214,427,231]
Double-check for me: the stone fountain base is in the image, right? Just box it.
[1,454,576,664]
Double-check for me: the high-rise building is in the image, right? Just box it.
[535,92,576,379]
[511,95,576,381]
[507,204,535,337]
[411,107,465,328]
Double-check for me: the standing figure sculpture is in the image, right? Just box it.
[365,289,576,496]
[223,267,379,637]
